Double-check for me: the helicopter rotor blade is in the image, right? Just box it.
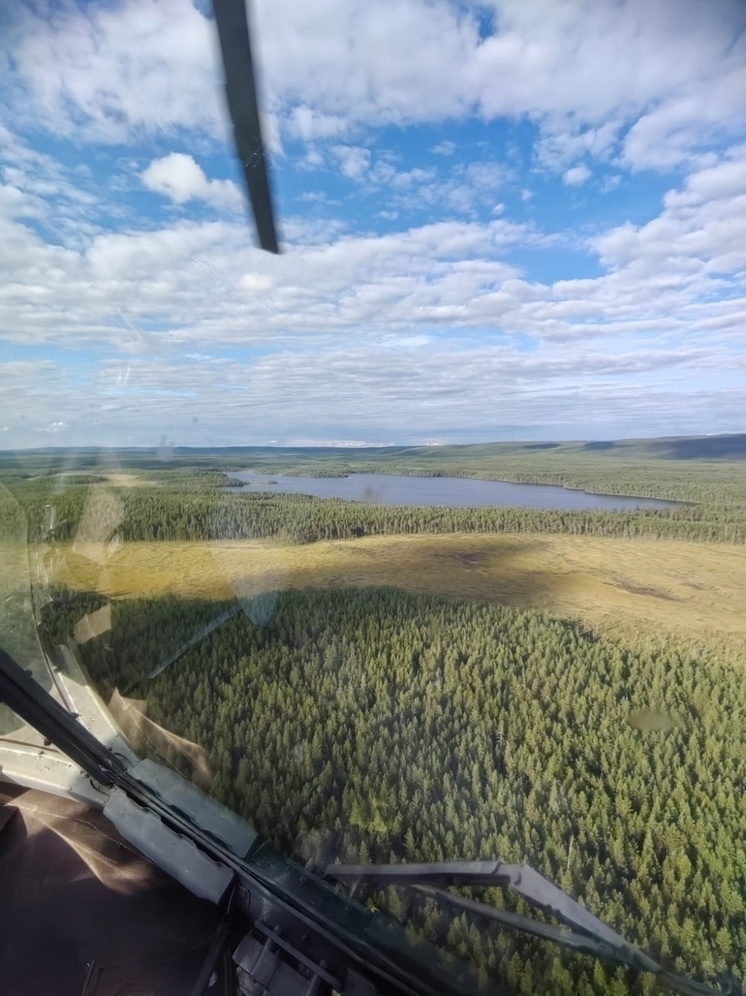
[213,0,280,253]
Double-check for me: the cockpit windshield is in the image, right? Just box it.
[1,2,745,994]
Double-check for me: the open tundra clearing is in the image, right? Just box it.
[41,532,746,659]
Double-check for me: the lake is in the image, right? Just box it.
[225,472,678,512]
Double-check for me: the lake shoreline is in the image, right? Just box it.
[223,469,685,511]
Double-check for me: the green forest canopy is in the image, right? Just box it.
[6,438,746,993]
[40,585,746,996]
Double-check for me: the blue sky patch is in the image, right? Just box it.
[1,0,745,446]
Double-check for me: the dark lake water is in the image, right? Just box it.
[226,472,678,512]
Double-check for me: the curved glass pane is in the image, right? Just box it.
[1,2,745,994]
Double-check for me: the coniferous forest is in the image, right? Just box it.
[2,436,746,545]
[3,438,745,995]
[1,471,745,546]
[40,585,746,996]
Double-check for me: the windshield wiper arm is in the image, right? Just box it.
[324,862,741,996]
[1,644,738,996]
[0,649,467,996]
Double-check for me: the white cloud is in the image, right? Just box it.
[296,190,341,207]
[2,0,746,450]
[0,182,46,220]
[299,149,325,170]
[595,145,746,275]
[288,106,349,140]
[563,165,591,186]
[331,145,372,181]
[3,333,742,447]
[388,166,437,190]
[622,66,746,171]
[665,145,746,205]
[463,162,508,190]
[141,153,241,210]
[534,117,624,172]
[4,0,743,177]
[469,0,745,170]
[357,158,510,218]
[0,190,553,357]
[1,148,744,376]
[432,140,456,156]
[2,0,222,143]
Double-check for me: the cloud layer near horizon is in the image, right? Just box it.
[1,0,745,445]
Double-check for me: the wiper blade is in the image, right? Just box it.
[213,0,279,253]
[324,862,741,996]
[1,645,737,996]
[0,649,468,996]
[327,861,631,949]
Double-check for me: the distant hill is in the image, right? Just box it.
[2,433,745,464]
[349,434,746,462]
[607,434,746,460]
[437,434,746,461]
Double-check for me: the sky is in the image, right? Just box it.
[0,0,745,448]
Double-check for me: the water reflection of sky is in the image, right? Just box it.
[227,472,679,512]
